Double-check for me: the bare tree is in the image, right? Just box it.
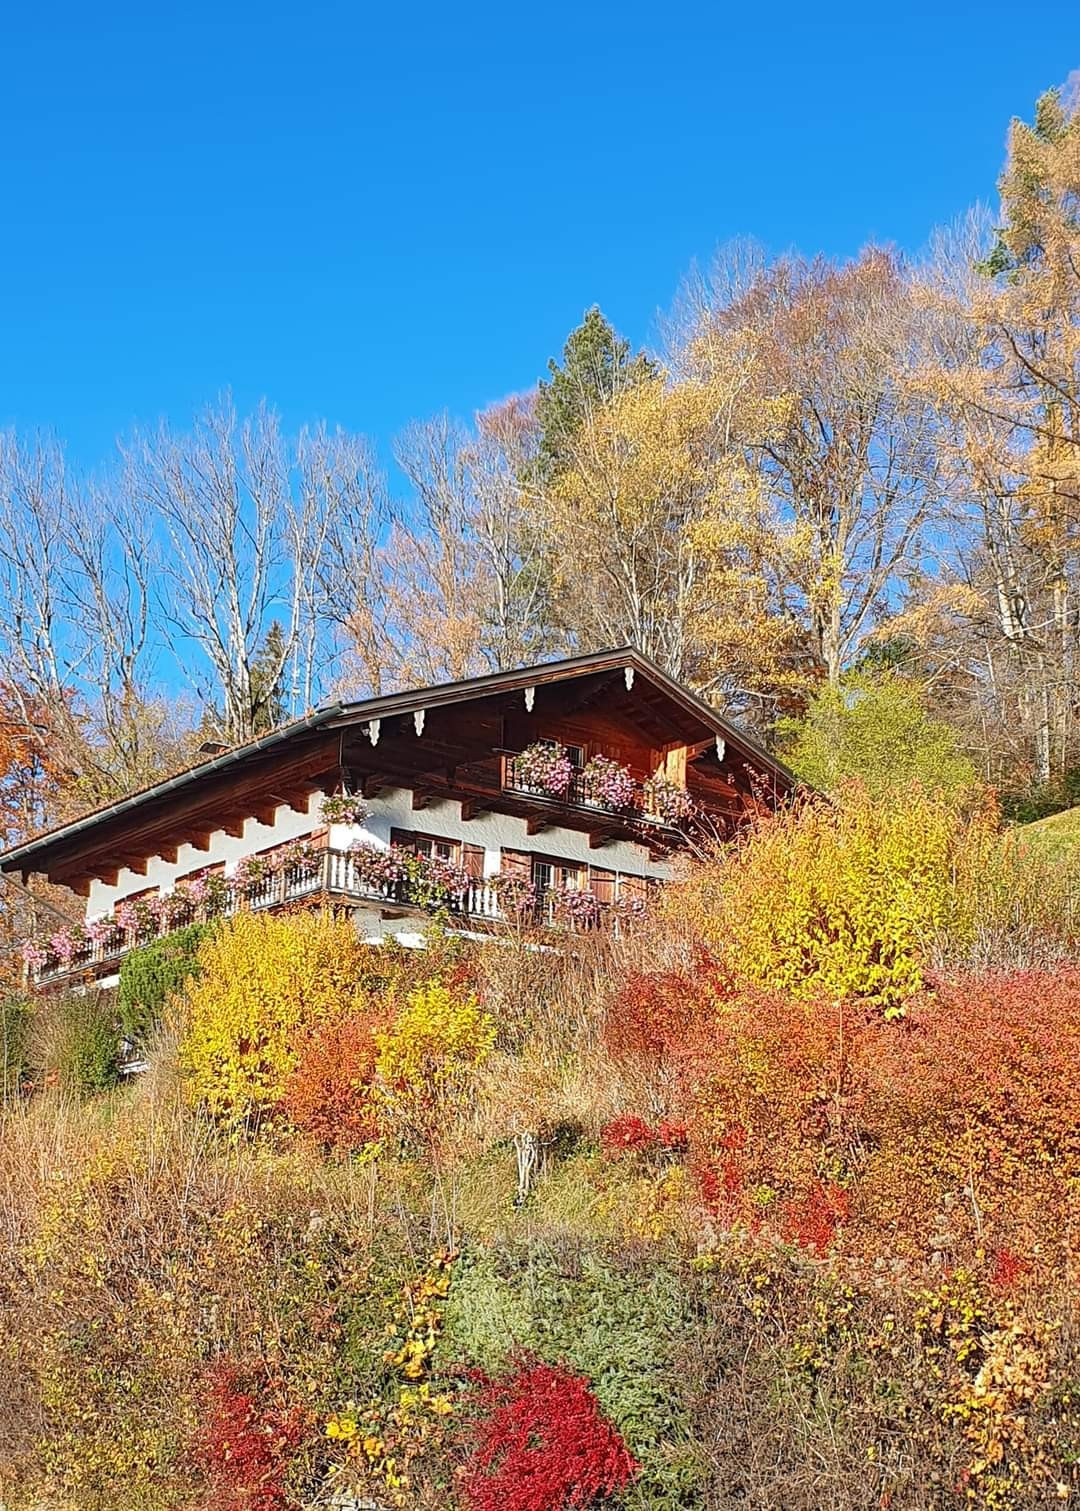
[359,401,558,690]
[0,431,188,808]
[124,401,388,742]
[678,249,941,686]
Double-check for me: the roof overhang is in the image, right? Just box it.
[0,647,794,888]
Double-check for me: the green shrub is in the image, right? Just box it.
[48,990,122,1093]
[0,993,30,1104]
[444,1243,703,1508]
[118,922,214,1046]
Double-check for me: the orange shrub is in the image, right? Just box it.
[603,963,716,1067]
[855,969,1080,1278]
[280,1009,386,1152]
[679,967,1080,1275]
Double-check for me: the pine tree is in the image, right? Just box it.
[249,622,288,735]
[534,306,655,482]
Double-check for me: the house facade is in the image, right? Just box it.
[2,648,795,987]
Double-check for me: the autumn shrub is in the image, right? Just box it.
[458,1355,637,1511]
[117,921,214,1047]
[677,965,1080,1276]
[603,966,712,1066]
[673,783,1004,1014]
[196,1357,309,1511]
[375,978,495,1143]
[178,910,374,1125]
[324,1252,459,1507]
[854,968,1080,1278]
[280,1008,384,1151]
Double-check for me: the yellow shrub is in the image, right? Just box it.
[675,784,995,1015]
[375,980,495,1115]
[178,910,371,1124]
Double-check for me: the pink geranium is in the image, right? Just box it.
[581,755,637,811]
[513,741,575,797]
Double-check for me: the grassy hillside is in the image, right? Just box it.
[1017,803,1080,863]
[3,788,1080,1511]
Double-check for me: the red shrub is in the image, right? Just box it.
[196,1358,307,1511]
[459,1357,637,1511]
[600,1115,690,1157]
[603,967,710,1066]
[656,1118,689,1151]
[599,1114,655,1153]
[780,1180,851,1255]
[280,1010,383,1150]
[991,1246,1028,1292]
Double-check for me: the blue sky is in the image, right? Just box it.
[2,2,1077,470]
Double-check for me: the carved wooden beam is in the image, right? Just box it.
[411,789,434,811]
[223,819,246,839]
[526,815,550,836]
[460,799,487,822]
[158,845,179,864]
[189,832,212,852]
[253,804,279,827]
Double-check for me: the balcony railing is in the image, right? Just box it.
[27,848,563,987]
[501,753,680,827]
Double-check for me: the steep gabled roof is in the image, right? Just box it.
[0,646,794,882]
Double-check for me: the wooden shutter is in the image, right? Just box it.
[618,872,647,904]
[462,843,485,881]
[589,867,616,905]
[499,847,532,881]
[390,827,416,849]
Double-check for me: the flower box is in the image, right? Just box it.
[512,741,575,797]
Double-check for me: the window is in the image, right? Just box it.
[539,737,584,768]
[532,857,585,893]
[391,829,460,865]
[413,834,458,864]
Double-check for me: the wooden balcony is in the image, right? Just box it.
[500,753,684,832]
[26,848,622,989]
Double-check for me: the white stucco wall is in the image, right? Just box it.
[85,797,321,920]
[85,785,673,923]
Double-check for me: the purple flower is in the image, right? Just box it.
[320,791,371,826]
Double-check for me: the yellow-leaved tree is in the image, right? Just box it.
[539,372,803,728]
[178,911,373,1124]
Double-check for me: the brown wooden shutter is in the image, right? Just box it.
[499,847,532,880]
[618,872,647,904]
[390,827,416,849]
[462,843,485,881]
[589,867,616,905]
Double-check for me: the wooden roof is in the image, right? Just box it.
[0,647,795,891]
